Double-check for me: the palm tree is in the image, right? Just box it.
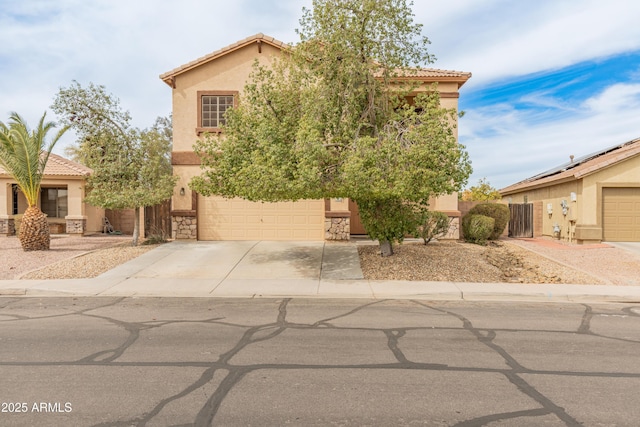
[0,112,68,251]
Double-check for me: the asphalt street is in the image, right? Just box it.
[0,297,639,426]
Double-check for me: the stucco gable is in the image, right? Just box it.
[501,137,640,195]
[160,33,289,87]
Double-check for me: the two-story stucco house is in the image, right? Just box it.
[160,34,471,241]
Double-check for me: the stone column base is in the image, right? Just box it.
[172,216,197,239]
[65,216,87,235]
[325,212,350,240]
[0,216,16,236]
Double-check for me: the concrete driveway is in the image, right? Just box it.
[95,240,364,296]
[606,241,640,256]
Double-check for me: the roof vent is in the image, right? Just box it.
[569,155,574,163]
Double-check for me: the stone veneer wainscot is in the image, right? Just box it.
[325,214,350,241]
[172,215,197,239]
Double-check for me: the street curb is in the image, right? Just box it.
[2,280,640,304]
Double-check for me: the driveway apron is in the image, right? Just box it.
[96,240,364,294]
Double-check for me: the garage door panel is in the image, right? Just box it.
[618,202,633,211]
[261,215,276,224]
[198,196,325,241]
[278,216,292,225]
[618,217,633,225]
[603,188,640,242]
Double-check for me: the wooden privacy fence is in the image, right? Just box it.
[509,203,533,238]
[145,199,172,237]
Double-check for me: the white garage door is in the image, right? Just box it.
[603,187,640,242]
[198,196,325,240]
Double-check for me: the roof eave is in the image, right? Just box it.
[392,74,472,88]
[160,34,289,87]
[573,149,640,179]
[500,175,578,196]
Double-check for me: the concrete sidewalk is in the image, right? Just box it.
[1,240,639,303]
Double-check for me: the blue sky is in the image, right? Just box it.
[1,0,640,189]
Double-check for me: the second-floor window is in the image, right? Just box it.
[202,95,233,127]
[197,91,238,133]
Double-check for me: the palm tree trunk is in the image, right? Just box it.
[19,206,50,251]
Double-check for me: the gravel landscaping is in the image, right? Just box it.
[359,238,640,285]
[0,234,153,280]
[358,240,608,284]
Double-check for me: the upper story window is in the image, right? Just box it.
[197,91,238,134]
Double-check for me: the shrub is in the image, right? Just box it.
[142,226,169,245]
[414,210,450,244]
[462,214,494,245]
[468,203,510,240]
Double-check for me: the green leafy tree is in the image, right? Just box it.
[191,0,471,255]
[460,178,501,201]
[0,112,68,250]
[52,81,176,245]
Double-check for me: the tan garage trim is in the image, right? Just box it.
[198,196,325,240]
[603,187,640,242]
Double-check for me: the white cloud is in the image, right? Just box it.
[415,0,640,84]
[583,83,640,112]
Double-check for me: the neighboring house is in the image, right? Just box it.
[0,153,105,235]
[160,33,471,241]
[500,137,640,243]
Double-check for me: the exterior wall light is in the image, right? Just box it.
[180,187,185,196]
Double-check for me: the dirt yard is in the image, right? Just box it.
[0,234,154,280]
[358,239,639,285]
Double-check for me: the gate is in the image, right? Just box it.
[349,199,367,235]
[145,199,172,238]
[509,203,533,238]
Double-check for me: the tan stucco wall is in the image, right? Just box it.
[505,180,581,240]
[173,165,201,211]
[172,43,282,152]
[84,204,106,233]
[0,181,11,216]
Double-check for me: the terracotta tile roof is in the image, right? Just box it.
[500,137,640,195]
[0,153,92,178]
[380,67,472,88]
[160,33,472,87]
[411,68,471,78]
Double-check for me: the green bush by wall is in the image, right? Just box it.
[467,203,510,240]
[462,214,494,245]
